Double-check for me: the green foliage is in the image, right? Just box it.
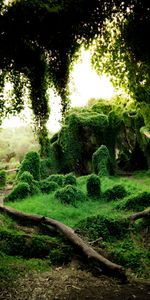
[39,179,58,194]
[86,174,101,198]
[51,110,110,175]
[59,113,83,174]
[76,215,129,242]
[17,151,40,181]
[40,158,52,179]
[103,184,128,201]
[92,145,112,177]
[48,174,64,186]
[18,170,40,195]
[111,238,150,273]
[55,185,86,206]
[116,192,150,212]
[64,173,77,186]
[19,171,34,185]
[16,169,40,194]
[5,182,30,201]
[0,228,72,264]
[4,172,150,278]
[0,0,115,133]
[0,170,6,188]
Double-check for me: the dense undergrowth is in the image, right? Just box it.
[0,172,150,287]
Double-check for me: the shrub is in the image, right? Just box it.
[76,215,129,241]
[111,239,149,272]
[86,174,101,198]
[19,171,34,185]
[64,173,77,186]
[117,191,150,211]
[48,174,64,186]
[18,171,40,196]
[0,170,6,188]
[5,182,30,201]
[39,180,58,194]
[103,184,128,201]
[92,145,112,177]
[55,185,86,206]
[40,158,52,179]
[17,151,40,181]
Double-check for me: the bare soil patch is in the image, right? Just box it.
[0,266,150,300]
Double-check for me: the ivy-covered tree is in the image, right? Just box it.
[0,1,131,126]
[92,1,150,108]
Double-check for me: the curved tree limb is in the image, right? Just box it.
[129,208,150,221]
[0,204,127,281]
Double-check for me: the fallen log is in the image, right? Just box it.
[0,204,127,281]
[129,208,150,221]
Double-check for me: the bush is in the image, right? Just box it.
[86,174,101,198]
[40,180,58,194]
[48,174,64,186]
[0,170,6,188]
[55,185,86,206]
[40,158,52,179]
[103,184,128,201]
[64,173,77,186]
[76,215,129,241]
[19,171,34,185]
[117,191,150,211]
[5,182,30,201]
[92,145,112,177]
[17,151,40,181]
[18,171,40,196]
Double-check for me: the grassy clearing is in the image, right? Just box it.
[6,174,150,227]
[2,173,150,279]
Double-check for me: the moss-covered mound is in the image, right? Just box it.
[55,185,86,206]
[17,151,40,181]
[39,179,59,194]
[76,215,130,242]
[116,191,150,211]
[103,184,128,201]
[5,182,30,202]
[86,174,101,198]
[0,228,72,264]
[48,174,65,186]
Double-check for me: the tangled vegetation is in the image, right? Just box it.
[45,98,150,175]
[1,0,150,148]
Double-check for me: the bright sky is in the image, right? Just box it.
[2,48,115,133]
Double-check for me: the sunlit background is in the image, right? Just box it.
[2,48,116,133]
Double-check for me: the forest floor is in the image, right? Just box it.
[0,264,150,300]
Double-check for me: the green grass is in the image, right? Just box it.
[6,174,150,227]
[2,173,150,279]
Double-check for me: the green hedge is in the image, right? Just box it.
[5,182,30,201]
[17,151,40,181]
[86,174,101,198]
[55,185,86,206]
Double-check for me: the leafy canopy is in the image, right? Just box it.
[0,0,131,128]
[1,0,150,135]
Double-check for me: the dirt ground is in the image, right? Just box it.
[0,266,150,300]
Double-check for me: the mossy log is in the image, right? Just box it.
[0,204,127,281]
[129,208,150,221]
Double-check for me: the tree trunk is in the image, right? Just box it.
[0,204,127,281]
[129,208,150,221]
